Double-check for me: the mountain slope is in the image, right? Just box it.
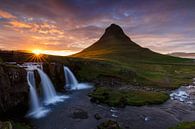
[169,52,195,59]
[72,24,190,63]
[70,24,195,89]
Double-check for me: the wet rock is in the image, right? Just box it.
[94,113,102,120]
[42,63,65,92]
[97,120,122,129]
[71,108,88,119]
[0,64,29,117]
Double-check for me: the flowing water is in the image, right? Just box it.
[37,68,68,105]
[64,66,78,90]
[27,70,40,114]
[26,70,50,119]
[64,66,92,90]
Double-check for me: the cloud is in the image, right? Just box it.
[0,0,195,54]
[0,9,16,19]
[9,21,31,28]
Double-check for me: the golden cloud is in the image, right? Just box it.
[9,21,31,28]
[0,9,16,19]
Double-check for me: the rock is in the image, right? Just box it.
[71,108,88,119]
[42,63,65,91]
[0,121,12,129]
[97,120,122,129]
[94,113,102,120]
[0,64,28,117]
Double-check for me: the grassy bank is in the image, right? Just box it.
[89,87,169,107]
[169,121,195,129]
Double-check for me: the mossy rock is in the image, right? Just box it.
[169,121,195,129]
[89,87,169,107]
[71,108,88,119]
[97,120,123,129]
[0,121,12,129]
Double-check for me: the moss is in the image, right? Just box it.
[89,87,169,107]
[1,121,12,129]
[97,120,123,129]
[12,122,32,129]
[169,121,195,129]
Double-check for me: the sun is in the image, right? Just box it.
[32,49,42,55]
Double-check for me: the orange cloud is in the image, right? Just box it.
[0,9,16,19]
[9,21,31,28]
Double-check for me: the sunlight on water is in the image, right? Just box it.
[27,107,50,119]
[44,95,70,105]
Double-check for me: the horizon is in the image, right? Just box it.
[0,0,195,56]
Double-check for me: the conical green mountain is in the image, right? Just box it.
[72,24,189,63]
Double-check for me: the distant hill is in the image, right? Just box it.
[72,24,190,63]
[169,52,195,59]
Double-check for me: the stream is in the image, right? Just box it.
[30,78,195,129]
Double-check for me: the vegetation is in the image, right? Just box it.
[97,120,123,129]
[169,121,195,129]
[89,87,169,107]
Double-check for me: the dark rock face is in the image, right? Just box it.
[0,64,29,118]
[42,63,65,91]
[99,23,131,42]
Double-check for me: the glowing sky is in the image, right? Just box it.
[0,0,195,56]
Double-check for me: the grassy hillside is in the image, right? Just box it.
[71,24,195,89]
[71,24,195,106]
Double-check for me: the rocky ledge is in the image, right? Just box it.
[0,64,29,118]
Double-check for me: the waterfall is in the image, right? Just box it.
[27,70,50,119]
[24,63,68,119]
[27,70,40,113]
[64,66,78,90]
[36,68,68,105]
[64,66,92,90]
[36,68,57,104]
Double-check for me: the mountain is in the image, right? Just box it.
[169,52,195,59]
[72,24,189,63]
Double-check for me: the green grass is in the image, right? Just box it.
[13,123,31,129]
[65,58,195,89]
[169,121,195,129]
[89,87,169,107]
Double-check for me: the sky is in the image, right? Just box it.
[0,0,195,56]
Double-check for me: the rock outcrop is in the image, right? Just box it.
[0,64,29,118]
[42,63,65,91]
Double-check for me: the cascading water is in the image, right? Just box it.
[36,68,57,103]
[27,70,40,114]
[64,66,78,90]
[64,66,92,90]
[26,69,49,119]
[36,68,68,105]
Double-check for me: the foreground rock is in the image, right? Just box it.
[0,121,12,129]
[71,108,88,119]
[0,64,28,117]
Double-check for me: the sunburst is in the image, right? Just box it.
[26,49,47,62]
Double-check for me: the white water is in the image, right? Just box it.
[64,66,79,89]
[64,66,92,90]
[37,68,68,105]
[170,78,195,105]
[26,70,50,119]
[27,71,40,113]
